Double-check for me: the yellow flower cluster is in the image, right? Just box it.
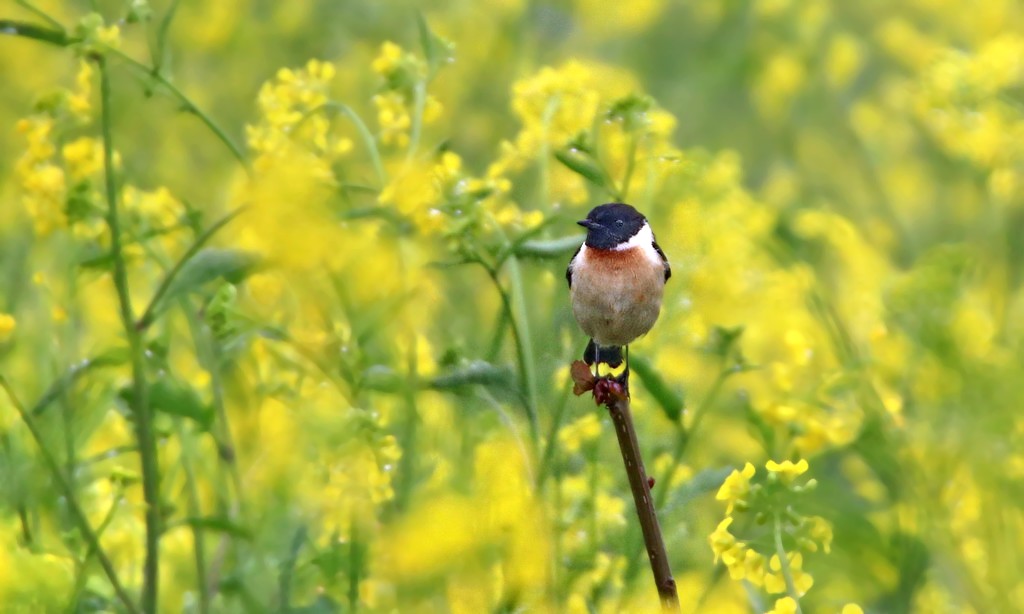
[0,313,15,343]
[710,459,832,606]
[6,0,1024,611]
[371,41,443,148]
[247,59,352,162]
[14,115,66,236]
[73,12,122,55]
[491,60,681,205]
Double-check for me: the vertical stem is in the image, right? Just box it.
[98,56,161,612]
[606,395,680,612]
[483,263,539,444]
[394,345,419,511]
[405,80,427,163]
[620,133,640,201]
[348,515,363,612]
[176,420,209,614]
[0,376,139,614]
[773,514,804,614]
[505,257,539,444]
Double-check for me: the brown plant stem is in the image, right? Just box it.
[573,364,680,612]
[606,393,681,612]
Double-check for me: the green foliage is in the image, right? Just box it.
[1,0,1022,613]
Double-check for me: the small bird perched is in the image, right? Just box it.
[566,203,671,380]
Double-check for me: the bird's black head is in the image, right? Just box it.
[578,203,647,249]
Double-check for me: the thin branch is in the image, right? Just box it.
[572,367,681,612]
[135,206,246,330]
[773,513,804,614]
[104,46,250,173]
[14,1,63,29]
[606,392,681,612]
[0,18,70,45]
[98,56,162,613]
[0,376,139,614]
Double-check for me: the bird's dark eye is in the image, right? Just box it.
[615,220,625,227]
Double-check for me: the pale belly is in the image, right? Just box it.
[571,255,665,346]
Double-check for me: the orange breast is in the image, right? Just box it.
[570,247,665,346]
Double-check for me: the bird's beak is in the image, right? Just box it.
[577,219,595,229]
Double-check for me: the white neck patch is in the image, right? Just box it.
[613,221,653,251]
[614,222,663,266]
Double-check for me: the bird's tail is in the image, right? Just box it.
[583,339,623,368]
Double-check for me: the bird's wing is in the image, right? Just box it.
[566,244,583,288]
[653,240,671,282]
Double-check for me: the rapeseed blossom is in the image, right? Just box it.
[3,0,1024,611]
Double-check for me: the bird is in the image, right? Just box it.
[566,203,671,383]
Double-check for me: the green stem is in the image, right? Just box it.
[506,257,539,443]
[0,376,139,614]
[534,381,573,489]
[177,420,210,614]
[773,513,804,614]
[324,102,386,187]
[152,0,182,72]
[70,485,126,608]
[104,47,250,173]
[538,97,560,208]
[135,206,245,330]
[654,369,731,507]
[483,261,539,444]
[98,56,161,614]
[14,0,63,29]
[620,132,640,202]
[0,18,70,45]
[393,346,420,511]
[405,80,427,163]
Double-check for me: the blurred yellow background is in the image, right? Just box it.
[1,0,1022,612]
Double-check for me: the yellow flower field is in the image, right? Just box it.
[1,0,1022,612]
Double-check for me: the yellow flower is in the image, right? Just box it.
[68,60,93,121]
[378,152,463,232]
[372,41,405,76]
[373,91,412,148]
[716,462,756,514]
[0,314,15,342]
[573,0,667,38]
[62,137,104,182]
[248,59,345,159]
[765,596,799,614]
[764,552,814,596]
[842,605,864,614]
[766,459,809,483]
[753,53,806,119]
[97,24,121,49]
[807,516,833,553]
[557,414,602,454]
[825,33,865,91]
[709,517,743,567]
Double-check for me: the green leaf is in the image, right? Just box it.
[152,248,259,316]
[555,148,611,193]
[278,525,308,613]
[145,377,212,429]
[429,361,515,391]
[0,20,71,46]
[33,349,131,416]
[630,355,684,422]
[666,466,734,510]
[181,516,253,540]
[291,596,339,614]
[514,235,585,258]
[415,12,453,77]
